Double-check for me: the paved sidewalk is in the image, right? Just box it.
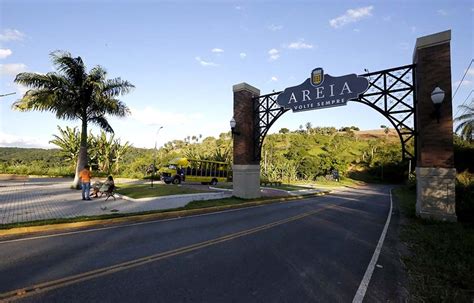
[0,179,231,225]
[0,178,332,225]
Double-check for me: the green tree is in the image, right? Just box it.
[454,104,473,142]
[49,126,81,163]
[13,51,134,188]
[113,139,132,174]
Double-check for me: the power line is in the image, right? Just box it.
[454,89,474,119]
[453,59,474,118]
[453,90,473,134]
[453,59,473,100]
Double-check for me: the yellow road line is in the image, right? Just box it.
[0,203,338,302]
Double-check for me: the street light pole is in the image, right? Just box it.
[0,92,16,98]
[151,126,163,188]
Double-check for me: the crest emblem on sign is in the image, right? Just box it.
[311,68,324,86]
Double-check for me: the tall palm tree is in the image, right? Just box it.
[454,104,473,142]
[12,51,134,188]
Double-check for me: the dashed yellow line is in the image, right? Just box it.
[0,203,337,302]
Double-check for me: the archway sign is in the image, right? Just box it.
[232,30,456,222]
[276,68,369,113]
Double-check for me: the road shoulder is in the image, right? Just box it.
[364,187,409,302]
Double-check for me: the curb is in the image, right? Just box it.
[116,191,232,202]
[0,191,331,238]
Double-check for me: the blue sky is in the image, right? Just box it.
[0,0,473,149]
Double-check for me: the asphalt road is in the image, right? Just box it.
[0,184,397,303]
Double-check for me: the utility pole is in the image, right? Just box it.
[151,126,164,188]
[0,92,16,98]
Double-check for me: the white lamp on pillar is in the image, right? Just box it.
[431,86,445,123]
[230,117,240,135]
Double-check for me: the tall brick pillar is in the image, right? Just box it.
[414,30,457,222]
[232,83,261,199]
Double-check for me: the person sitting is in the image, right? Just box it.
[90,176,115,198]
[99,176,115,195]
[90,181,103,198]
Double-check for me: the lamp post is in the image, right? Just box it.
[230,117,240,136]
[151,126,163,188]
[431,86,445,123]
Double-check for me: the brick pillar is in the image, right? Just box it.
[414,30,456,221]
[232,83,261,199]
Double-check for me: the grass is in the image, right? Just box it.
[212,182,233,189]
[116,183,207,199]
[394,186,474,302]
[267,184,313,191]
[213,182,313,192]
[295,177,363,188]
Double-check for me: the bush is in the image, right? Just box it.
[456,171,474,223]
[315,176,326,182]
[454,138,474,173]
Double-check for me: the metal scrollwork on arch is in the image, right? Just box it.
[355,64,416,163]
[253,91,288,161]
[252,64,417,164]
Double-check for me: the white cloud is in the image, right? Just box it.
[239,52,247,59]
[0,48,12,59]
[235,6,242,10]
[437,9,448,16]
[0,29,25,42]
[268,48,280,61]
[329,6,374,28]
[14,83,28,95]
[195,56,218,67]
[286,39,314,50]
[113,109,226,148]
[271,76,278,82]
[0,132,51,148]
[211,48,224,53]
[353,28,360,33]
[268,24,283,31]
[467,68,474,76]
[0,63,27,76]
[130,106,204,127]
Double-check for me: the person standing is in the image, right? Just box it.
[79,165,92,200]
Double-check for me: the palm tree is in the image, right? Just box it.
[12,51,134,188]
[454,104,473,142]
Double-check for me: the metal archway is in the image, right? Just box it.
[252,64,417,165]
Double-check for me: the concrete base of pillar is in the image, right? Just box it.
[232,164,260,199]
[416,167,457,222]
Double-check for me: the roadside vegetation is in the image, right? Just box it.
[395,183,474,302]
[0,126,409,184]
[12,51,134,188]
[393,133,474,302]
[213,182,314,191]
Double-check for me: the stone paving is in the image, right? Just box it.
[0,178,232,225]
[0,178,328,225]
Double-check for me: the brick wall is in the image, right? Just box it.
[233,87,260,165]
[415,42,454,168]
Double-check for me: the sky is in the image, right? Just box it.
[0,0,473,149]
